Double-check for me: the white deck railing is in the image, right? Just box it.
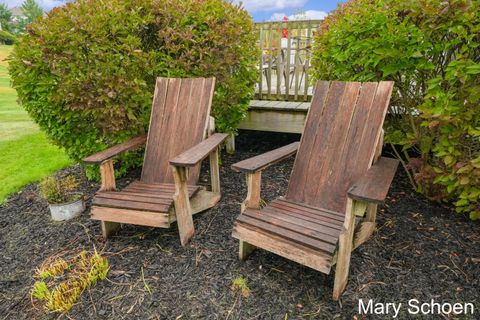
[255,20,322,102]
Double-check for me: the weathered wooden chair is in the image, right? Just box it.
[83,77,228,246]
[231,81,399,300]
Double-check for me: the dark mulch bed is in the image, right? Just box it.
[1,131,479,319]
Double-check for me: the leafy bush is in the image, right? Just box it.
[9,0,258,177]
[311,0,480,219]
[0,30,16,44]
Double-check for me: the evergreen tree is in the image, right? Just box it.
[20,0,43,31]
[0,3,13,32]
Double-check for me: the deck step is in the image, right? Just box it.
[249,100,311,111]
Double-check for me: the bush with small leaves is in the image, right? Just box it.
[9,0,258,178]
[311,0,480,219]
[39,175,80,204]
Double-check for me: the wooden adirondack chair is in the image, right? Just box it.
[83,77,228,246]
[231,81,399,300]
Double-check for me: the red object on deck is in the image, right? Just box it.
[282,16,288,38]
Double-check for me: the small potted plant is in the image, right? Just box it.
[39,175,85,221]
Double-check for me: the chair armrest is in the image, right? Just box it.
[231,142,299,173]
[169,133,228,167]
[83,134,147,164]
[348,157,399,203]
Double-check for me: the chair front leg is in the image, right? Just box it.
[239,171,262,260]
[100,159,116,191]
[241,171,262,212]
[98,159,120,238]
[172,166,195,246]
[333,198,367,300]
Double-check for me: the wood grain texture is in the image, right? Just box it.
[353,203,378,250]
[347,156,399,203]
[92,189,217,229]
[327,82,379,211]
[312,82,361,208]
[122,181,198,194]
[187,190,221,216]
[259,207,341,238]
[233,223,333,274]
[172,166,195,246]
[93,198,171,212]
[235,199,347,255]
[98,159,119,238]
[141,77,215,185]
[91,206,170,228]
[83,135,147,164]
[374,129,384,163]
[286,81,330,201]
[273,198,345,222]
[286,81,394,212]
[207,116,215,137]
[99,160,116,192]
[353,221,376,250]
[248,100,309,111]
[168,189,221,223]
[141,78,169,182]
[243,209,340,245]
[238,109,307,134]
[333,198,356,300]
[231,142,299,173]
[93,183,200,212]
[241,172,262,212]
[169,133,228,167]
[299,81,348,206]
[209,148,221,193]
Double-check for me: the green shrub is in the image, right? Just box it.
[311,0,480,219]
[8,0,258,178]
[39,175,81,204]
[0,30,16,44]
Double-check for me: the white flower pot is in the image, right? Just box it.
[48,193,85,221]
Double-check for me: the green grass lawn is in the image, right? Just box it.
[0,45,72,202]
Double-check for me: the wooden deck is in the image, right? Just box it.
[255,20,321,102]
[239,100,311,134]
[236,21,319,136]
[248,100,311,111]
[255,72,314,100]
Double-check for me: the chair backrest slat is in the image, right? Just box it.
[141,77,215,184]
[286,81,393,212]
